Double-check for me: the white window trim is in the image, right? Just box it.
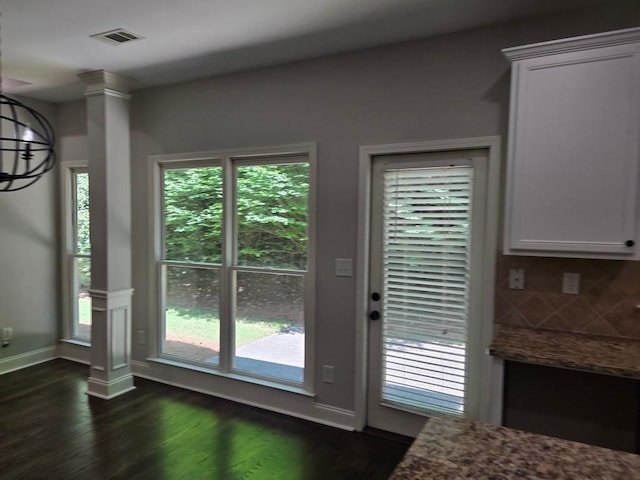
[355,136,503,430]
[148,143,317,394]
[60,160,90,344]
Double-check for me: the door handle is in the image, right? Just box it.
[369,311,380,320]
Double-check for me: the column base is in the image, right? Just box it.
[87,372,136,399]
[88,288,135,400]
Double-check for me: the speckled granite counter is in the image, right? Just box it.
[489,325,640,379]
[390,416,640,479]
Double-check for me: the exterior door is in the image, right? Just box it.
[367,149,489,437]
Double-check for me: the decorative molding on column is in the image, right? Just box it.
[89,288,135,303]
[77,70,136,99]
[87,288,136,399]
[87,375,136,400]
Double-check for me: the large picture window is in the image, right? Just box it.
[155,145,315,388]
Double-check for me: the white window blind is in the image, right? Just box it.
[381,166,473,417]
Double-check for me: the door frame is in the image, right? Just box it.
[354,136,504,432]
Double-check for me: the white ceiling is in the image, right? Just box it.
[1,0,611,103]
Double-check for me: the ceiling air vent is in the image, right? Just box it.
[90,28,144,46]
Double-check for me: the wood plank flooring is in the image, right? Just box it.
[0,359,410,479]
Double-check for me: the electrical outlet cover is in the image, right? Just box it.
[2,327,12,341]
[562,272,580,295]
[509,269,525,290]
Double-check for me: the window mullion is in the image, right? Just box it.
[218,157,235,373]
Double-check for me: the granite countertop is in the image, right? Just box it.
[489,325,640,379]
[390,416,640,480]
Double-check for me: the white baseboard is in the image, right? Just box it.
[130,359,151,373]
[314,403,357,430]
[131,359,356,430]
[0,346,57,375]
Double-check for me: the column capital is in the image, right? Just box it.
[77,70,136,99]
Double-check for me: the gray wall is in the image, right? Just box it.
[52,0,640,411]
[0,96,58,358]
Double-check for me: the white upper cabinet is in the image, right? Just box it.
[503,28,640,259]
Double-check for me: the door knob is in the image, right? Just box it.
[369,311,380,320]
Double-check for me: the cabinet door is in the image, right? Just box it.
[505,43,640,258]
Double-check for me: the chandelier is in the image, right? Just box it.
[0,1,56,192]
[0,94,56,191]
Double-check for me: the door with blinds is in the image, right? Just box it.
[367,149,488,437]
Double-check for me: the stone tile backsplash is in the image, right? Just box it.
[495,255,640,340]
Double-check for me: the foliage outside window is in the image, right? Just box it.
[74,171,91,340]
[63,167,91,342]
[236,163,308,270]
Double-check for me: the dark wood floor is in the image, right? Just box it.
[0,359,410,479]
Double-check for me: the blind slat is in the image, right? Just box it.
[380,166,472,416]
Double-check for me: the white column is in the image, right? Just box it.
[78,70,136,399]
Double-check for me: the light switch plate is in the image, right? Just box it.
[2,327,12,341]
[335,258,353,277]
[322,365,335,383]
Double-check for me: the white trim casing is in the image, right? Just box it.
[148,142,317,393]
[0,346,58,375]
[60,162,74,341]
[355,136,503,430]
[59,161,90,342]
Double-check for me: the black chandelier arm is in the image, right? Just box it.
[0,134,55,142]
[0,124,54,144]
[0,139,56,151]
[0,174,40,192]
[1,146,55,176]
[1,153,56,179]
[0,150,56,182]
[7,147,21,181]
[0,137,55,148]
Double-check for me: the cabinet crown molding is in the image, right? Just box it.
[503,27,640,61]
